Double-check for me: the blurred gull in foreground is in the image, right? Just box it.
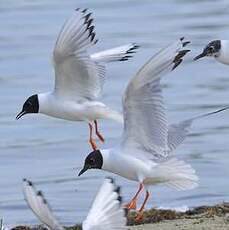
[23,178,127,230]
[16,8,139,150]
[79,37,229,220]
[194,40,229,65]
[0,219,8,230]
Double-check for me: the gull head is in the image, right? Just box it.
[194,40,221,61]
[78,149,103,176]
[16,94,39,120]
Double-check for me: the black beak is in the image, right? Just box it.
[16,110,26,120]
[78,165,89,176]
[193,52,207,61]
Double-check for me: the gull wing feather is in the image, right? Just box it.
[53,8,105,100]
[122,38,190,160]
[90,43,139,62]
[23,179,64,230]
[82,178,127,230]
[168,106,229,152]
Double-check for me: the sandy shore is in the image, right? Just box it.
[130,215,229,230]
[12,203,229,230]
[127,202,229,230]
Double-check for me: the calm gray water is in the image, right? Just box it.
[1,0,229,227]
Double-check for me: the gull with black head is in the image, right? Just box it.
[79,37,229,220]
[16,8,139,150]
[194,40,229,65]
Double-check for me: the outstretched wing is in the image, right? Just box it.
[23,179,64,230]
[83,178,127,230]
[168,106,229,152]
[122,38,190,160]
[53,8,105,100]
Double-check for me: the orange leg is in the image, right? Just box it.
[125,183,144,210]
[94,120,105,143]
[88,123,97,150]
[135,190,150,221]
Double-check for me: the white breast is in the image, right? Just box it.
[38,93,107,121]
[216,40,229,65]
[101,149,153,182]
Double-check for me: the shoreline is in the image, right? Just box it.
[11,202,229,230]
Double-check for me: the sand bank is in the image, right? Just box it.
[12,203,229,230]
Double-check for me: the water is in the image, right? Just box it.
[1,0,229,227]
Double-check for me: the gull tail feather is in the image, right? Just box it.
[90,43,139,63]
[158,158,199,191]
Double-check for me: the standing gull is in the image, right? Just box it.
[78,38,229,220]
[194,40,229,65]
[16,8,139,150]
[23,178,127,230]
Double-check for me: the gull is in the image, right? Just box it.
[78,38,229,220]
[16,8,139,150]
[194,40,229,65]
[23,178,127,230]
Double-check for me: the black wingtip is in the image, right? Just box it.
[25,179,33,186]
[106,177,115,184]
[126,44,140,54]
[172,49,190,70]
[179,37,190,47]
[115,186,120,194]
[209,106,229,116]
[117,43,140,61]
[172,59,182,70]
[86,18,93,28]
[114,186,122,203]
[175,49,191,60]
[133,44,140,49]
[84,13,92,22]
[82,8,88,13]
[117,195,122,203]
[37,191,43,196]
[182,41,191,47]
[77,9,98,45]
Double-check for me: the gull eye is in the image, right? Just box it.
[208,46,214,52]
[89,158,95,164]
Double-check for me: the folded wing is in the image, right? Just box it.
[23,179,64,230]
[53,8,105,100]
[83,178,127,230]
[122,38,190,159]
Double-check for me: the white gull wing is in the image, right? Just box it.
[168,106,229,152]
[53,8,105,100]
[23,179,64,230]
[90,43,139,62]
[83,178,127,230]
[121,38,190,160]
